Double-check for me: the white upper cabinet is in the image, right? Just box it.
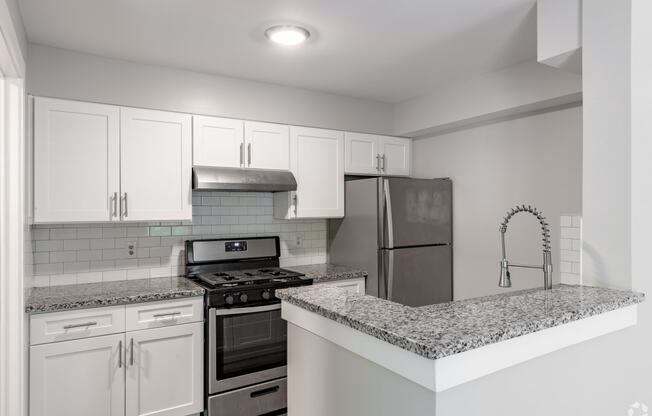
[244,121,290,170]
[192,117,290,171]
[192,116,244,168]
[275,127,344,219]
[34,98,192,223]
[343,133,411,177]
[344,132,380,175]
[125,323,203,416]
[34,97,120,223]
[379,136,411,176]
[120,107,192,222]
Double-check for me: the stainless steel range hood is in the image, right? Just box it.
[192,166,297,192]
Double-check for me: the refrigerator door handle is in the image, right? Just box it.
[387,250,394,301]
[383,179,394,248]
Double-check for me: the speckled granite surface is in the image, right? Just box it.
[287,264,367,283]
[277,284,644,360]
[25,277,205,314]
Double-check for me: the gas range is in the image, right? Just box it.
[185,236,311,416]
[192,266,310,308]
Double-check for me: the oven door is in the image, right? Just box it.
[208,303,287,394]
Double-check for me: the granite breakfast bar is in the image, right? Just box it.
[277,284,644,416]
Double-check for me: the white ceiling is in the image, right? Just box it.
[18,0,537,103]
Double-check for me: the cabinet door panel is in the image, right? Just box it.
[193,116,243,168]
[380,136,411,176]
[344,132,379,175]
[291,127,344,218]
[120,107,192,221]
[30,334,125,416]
[34,97,120,222]
[245,121,290,170]
[126,323,203,416]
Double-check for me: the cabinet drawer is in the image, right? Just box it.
[125,297,203,331]
[30,306,125,345]
[320,278,366,294]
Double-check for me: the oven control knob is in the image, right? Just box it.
[261,290,271,300]
[239,293,248,303]
[224,294,235,305]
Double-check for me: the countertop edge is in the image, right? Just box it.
[277,284,645,360]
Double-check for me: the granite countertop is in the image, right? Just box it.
[287,263,367,283]
[277,284,644,360]
[25,277,205,314]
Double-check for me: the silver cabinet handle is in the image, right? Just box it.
[130,338,134,366]
[381,154,386,171]
[111,192,118,218]
[153,311,181,318]
[63,321,97,330]
[247,143,252,166]
[122,193,128,218]
[293,193,298,216]
[376,154,381,171]
[118,340,123,368]
[240,142,244,166]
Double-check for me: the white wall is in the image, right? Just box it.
[26,44,394,135]
[394,60,582,137]
[413,106,582,300]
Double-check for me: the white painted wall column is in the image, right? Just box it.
[0,2,26,416]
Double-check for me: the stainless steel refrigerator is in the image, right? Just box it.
[329,177,452,306]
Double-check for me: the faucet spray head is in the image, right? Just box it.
[499,260,511,288]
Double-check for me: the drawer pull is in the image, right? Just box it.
[152,312,182,318]
[250,385,280,398]
[62,321,98,330]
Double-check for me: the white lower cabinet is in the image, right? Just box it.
[319,278,366,294]
[29,298,203,416]
[30,333,126,416]
[126,323,203,416]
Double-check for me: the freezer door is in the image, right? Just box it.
[381,178,452,248]
[381,245,452,307]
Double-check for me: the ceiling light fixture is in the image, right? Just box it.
[265,25,310,46]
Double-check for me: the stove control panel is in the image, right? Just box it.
[225,241,247,252]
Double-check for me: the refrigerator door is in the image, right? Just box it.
[380,245,452,307]
[381,178,452,249]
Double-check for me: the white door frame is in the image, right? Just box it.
[0,2,26,416]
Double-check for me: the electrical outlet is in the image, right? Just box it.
[127,241,136,256]
[295,235,302,247]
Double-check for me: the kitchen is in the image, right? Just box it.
[0,1,650,416]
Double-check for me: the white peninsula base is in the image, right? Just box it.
[283,301,638,416]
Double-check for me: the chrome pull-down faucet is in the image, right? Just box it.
[499,205,553,290]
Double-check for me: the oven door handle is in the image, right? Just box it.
[214,303,281,316]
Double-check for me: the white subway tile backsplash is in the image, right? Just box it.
[103,270,127,282]
[31,192,328,286]
[50,228,77,240]
[76,272,103,284]
[63,239,90,251]
[560,214,582,285]
[76,228,103,239]
[35,240,63,252]
[91,239,115,249]
[102,227,127,238]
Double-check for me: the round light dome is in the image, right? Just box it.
[265,25,310,46]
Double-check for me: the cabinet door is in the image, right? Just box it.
[290,127,344,218]
[379,136,411,176]
[244,121,290,170]
[30,334,125,416]
[344,132,380,175]
[126,323,203,416]
[120,107,192,221]
[34,97,120,223]
[192,116,244,168]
